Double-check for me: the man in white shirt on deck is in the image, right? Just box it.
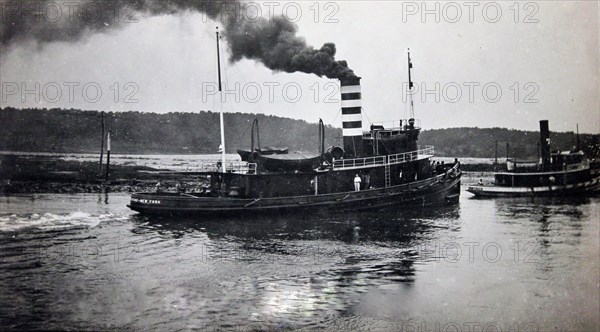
[354,174,361,191]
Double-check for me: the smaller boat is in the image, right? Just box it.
[467,120,600,197]
[237,147,289,161]
[257,151,322,172]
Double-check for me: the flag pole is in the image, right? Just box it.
[216,27,226,174]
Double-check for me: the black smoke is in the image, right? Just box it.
[225,16,354,79]
[0,0,355,79]
[0,0,236,45]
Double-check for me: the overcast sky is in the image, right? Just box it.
[1,1,598,133]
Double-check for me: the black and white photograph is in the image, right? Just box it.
[0,0,598,330]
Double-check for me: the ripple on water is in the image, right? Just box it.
[0,211,129,232]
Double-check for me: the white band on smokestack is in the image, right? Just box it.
[340,85,361,94]
[343,128,363,136]
[342,113,362,122]
[341,99,362,108]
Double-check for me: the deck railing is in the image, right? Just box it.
[332,156,386,169]
[387,146,434,165]
[192,161,257,174]
[368,119,422,131]
[332,146,435,170]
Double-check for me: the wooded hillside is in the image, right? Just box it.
[1,107,598,158]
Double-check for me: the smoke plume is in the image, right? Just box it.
[0,0,355,79]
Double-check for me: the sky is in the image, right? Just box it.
[1,1,598,133]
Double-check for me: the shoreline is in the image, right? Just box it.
[0,154,209,195]
[1,154,496,195]
[0,180,209,195]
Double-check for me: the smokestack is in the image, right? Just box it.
[340,76,363,157]
[540,120,551,169]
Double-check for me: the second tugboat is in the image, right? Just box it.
[128,43,462,215]
[467,120,600,197]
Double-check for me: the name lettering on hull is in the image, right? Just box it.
[131,198,161,205]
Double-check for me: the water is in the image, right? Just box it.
[0,191,598,331]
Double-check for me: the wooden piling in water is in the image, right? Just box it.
[105,131,111,182]
[99,111,105,174]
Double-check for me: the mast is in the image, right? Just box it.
[216,27,226,173]
[407,48,415,120]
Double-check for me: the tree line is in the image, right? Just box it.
[1,107,598,158]
[420,127,600,159]
[0,107,341,154]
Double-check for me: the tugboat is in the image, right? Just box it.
[467,120,600,197]
[127,38,461,215]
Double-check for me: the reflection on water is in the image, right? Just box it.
[125,207,464,329]
[135,205,461,242]
[0,193,598,331]
[492,196,593,280]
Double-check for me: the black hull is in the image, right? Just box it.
[467,175,600,197]
[129,172,461,216]
[468,164,600,198]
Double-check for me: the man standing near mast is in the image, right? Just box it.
[354,174,362,191]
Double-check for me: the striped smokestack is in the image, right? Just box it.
[340,76,363,157]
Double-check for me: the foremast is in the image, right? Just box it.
[216,27,226,173]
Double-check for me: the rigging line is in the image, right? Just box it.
[254,112,286,146]
[261,112,286,144]
[378,136,391,153]
[327,108,343,145]
[220,50,251,146]
[327,108,342,127]
[230,64,287,146]
[230,63,265,114]
[225,65,255,143]
[328,108,342,127]
[361,107,371,126]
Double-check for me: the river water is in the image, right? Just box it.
[0,190,598,331]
